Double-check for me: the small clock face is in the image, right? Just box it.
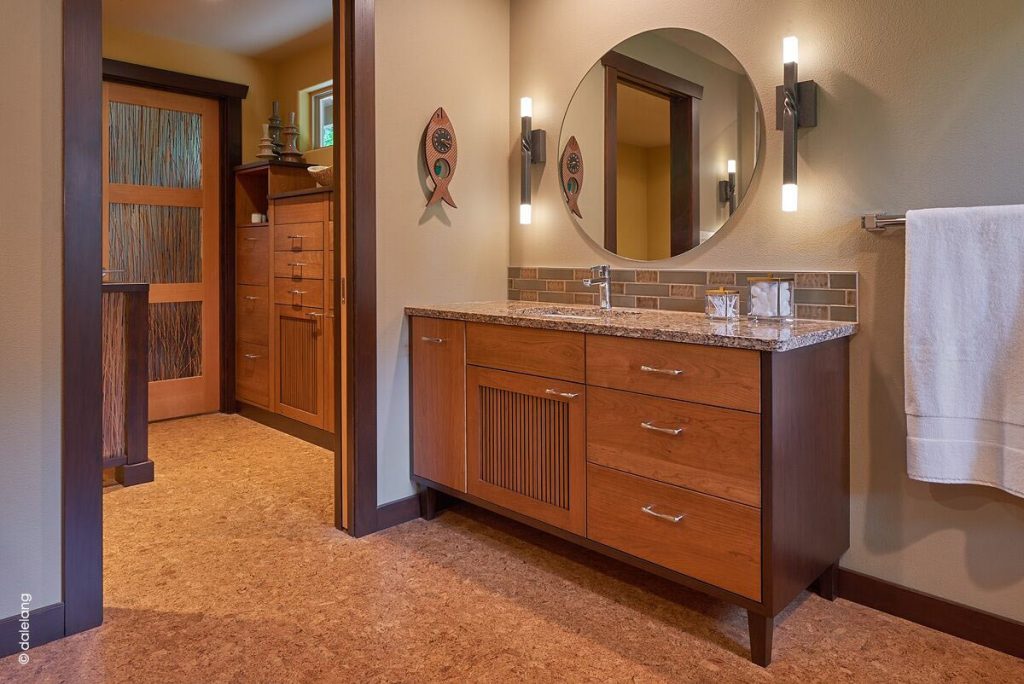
[567,152,581,174]
[432,128,453,154]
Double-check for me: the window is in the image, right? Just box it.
[311,85,334,149]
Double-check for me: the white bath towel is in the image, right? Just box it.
[905,205,1024,498]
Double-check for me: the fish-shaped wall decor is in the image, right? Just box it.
[424,107,458,208]
[560,136,584,218]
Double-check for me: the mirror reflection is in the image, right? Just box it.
[559,29,763,260]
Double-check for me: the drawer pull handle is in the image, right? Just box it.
[287,262,306,267]
[545,389,580,399]
[287,234,307,240]
[641,505,686,524]
[641,421,685,436]
[243,237,259,242]
[243,353,262,360]
[243,295,260,301]
[307,312,324,318]
[420,336,446,344]
[640,365,685,376]
[288,289,307,295]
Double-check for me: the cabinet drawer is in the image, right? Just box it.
[586,335,761,412]
[274,251,324,280]
[274,277,324,309]
[587,464,761,601]
[236,342,270,407]
[467,322,585,382]
[411,317,467,491]
[236,285,269,346]
[587,387,761,507]
[275,197,326,224]
[273,222,324,251]
[237,227,268,285]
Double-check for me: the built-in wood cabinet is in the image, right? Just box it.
[410,315,850,666]
[234,161,335,437]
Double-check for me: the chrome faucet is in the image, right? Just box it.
[583,264,612,310]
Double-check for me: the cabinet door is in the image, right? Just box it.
[274,305,325,428]
[467,366,586,535]
[411,317,467,491]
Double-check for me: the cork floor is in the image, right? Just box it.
[2,413,1021,682]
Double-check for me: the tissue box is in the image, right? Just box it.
[747,276,794,321]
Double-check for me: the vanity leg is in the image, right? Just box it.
[811,562,839,601]
[419,487,440,521]
[747,610,774,667]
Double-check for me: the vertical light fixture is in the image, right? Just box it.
[718,159,738,215]
[776,36,817,213]
[520,97,546,224]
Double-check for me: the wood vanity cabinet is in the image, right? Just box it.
[410,315,850,667]
[234,161,336,436]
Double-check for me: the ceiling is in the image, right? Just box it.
[103,0,332,59]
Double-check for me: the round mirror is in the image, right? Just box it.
[559,29,764,260]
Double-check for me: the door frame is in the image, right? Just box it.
[101,69,240,417]
[58,0,384,643]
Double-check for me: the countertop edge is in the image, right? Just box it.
[405,305,857,353]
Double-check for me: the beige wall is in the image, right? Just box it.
[511,0,1024,620]
[0,0,63,618]
[375,0,511,504]
[271,40,334,167]
[104,25,276,163]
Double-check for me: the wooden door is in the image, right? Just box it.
[274,305,325,428]
[411,317,467,491]
[102,82,221,420]
[466,366,586,535]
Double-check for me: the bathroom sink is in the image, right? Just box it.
[521,306,644,321]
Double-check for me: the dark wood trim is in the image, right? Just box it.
[669,96,700,253]
[415,478,765,613]
[344,0,380,537]
[0,603,66,659]
[102,59,249,100]
[237,402,336,451]
[118,284,153,486]
[838,569,1024,660]
[332,0,347,532]
[602,65,618,253]
[601,51,704,100]
[375,494,421,531]
[62,0,104,637]
[102,60,248,415]
[602,52,702,256]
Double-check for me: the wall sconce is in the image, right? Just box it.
[775,36,817,212]
[519,97,546,224]
[718,159,737,215]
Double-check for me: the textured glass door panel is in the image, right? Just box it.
[108,203,201,283]
[109,102,202,188]
[149,302,203,381]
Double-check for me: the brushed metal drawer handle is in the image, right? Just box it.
[288,289,307,295]
[243,295,260,301]
[307,312,324,318]
[420,336,446,344]
[243,237,259,242]
[641,505,686,523]
[641,421,685,436]
[287,262,306,267]
[287,234,307,240]
[243,353,262,360]
[545,389,580,399]
[640,365,685,376]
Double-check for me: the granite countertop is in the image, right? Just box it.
[405,301,857,352]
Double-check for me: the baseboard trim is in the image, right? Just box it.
[236,402,335,450]
[375,494,421,531]
[838,569,1024,660]
[0,602,65,659]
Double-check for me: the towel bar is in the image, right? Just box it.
[862,213,906,232]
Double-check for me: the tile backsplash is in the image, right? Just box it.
[508,267,859,323]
